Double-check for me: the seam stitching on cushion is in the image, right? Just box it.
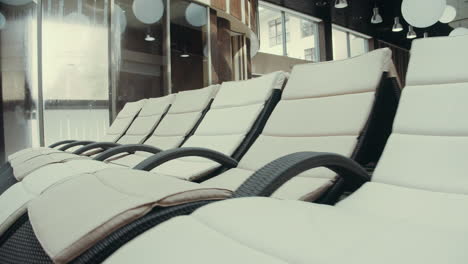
[282,90,375,101]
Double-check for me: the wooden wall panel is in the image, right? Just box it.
[217,18,233,82]
[211,0,226,11]
[209,9,219,84]
[230,0,242,20]
[245,0,249,26]
[250,0,257,32]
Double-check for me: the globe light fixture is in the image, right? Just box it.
[402,0,446,28]
[449,27,468,37]
[133,0,164,24]
[185,3,207,27]
[439,5,456,23]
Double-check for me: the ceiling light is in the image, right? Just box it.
[401,0,446,28]
[180,47,190,58]
[439,5,456,23]
[392,17,403,32]
[334,0,348,8]
[145,34,155,41]
[449,27,468,37]
[133,0,164,24]
[407,25,417,39]
[371,7,383,24]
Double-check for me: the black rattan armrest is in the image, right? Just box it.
[133,147,238,171]
[58,141,96,151]
[72,142,121,155]
[233,152,370,198]
[48,140,77,148]
[93,144,162,161]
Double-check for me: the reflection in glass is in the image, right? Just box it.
[258,5,283,56]
[0,1,39,160]
[170,0,208,93]
[285,13,318,62]
[42,0,110,145]
[113,0,165,113]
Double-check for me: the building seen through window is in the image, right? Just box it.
[258,2,319,62]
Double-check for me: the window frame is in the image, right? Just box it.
[332,24,371,59]
[259,1,322,60]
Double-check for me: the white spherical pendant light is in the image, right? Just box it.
[449,27,468,37]
[402,0,446,28]
[439,5,456,23]
[185,3,207,27]
[132,0,164,25]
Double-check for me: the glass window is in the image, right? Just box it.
[332,26,369,60]
[112,0,166,114]
[258,5,283,56]
[332,27,349,60]
[350,34,368,57]
[170,0,209,93]
[258,3,319,61]
[0,2,40,157]
[301,19,314,38]
[42,0,110,145]
[285,13,318,61]
[268,17,281,46]
[304,48,315,61]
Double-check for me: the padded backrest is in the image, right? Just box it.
[237,48,393,179]
[101,99,146,142]
[372,35,468,194]
[181,71,288,156]
[144,85,220,150]
[117,95,175,145]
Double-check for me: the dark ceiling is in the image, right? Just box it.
[264,0,452,50]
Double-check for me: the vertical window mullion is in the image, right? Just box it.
[281,11,287,56]
[314,22,320,62]
[346,32,351,58]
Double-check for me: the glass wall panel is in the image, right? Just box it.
[349,33,368,57]
[332,27,348,60]
[333,26,370,60]
[112,0,166,113]
[0,1,39,160]
[41,0,109,145]
[170,0,209,93]
[285,13,319,62]
[258,4,283,56]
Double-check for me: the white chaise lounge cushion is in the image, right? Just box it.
[111,85,219,167]
[9,95,174,181]
[103,197,468,264]
[202,48,393,200]
[150,71,288,180]
[372,35,468,194]
[116,95,175,145]
[28,168,231,264]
